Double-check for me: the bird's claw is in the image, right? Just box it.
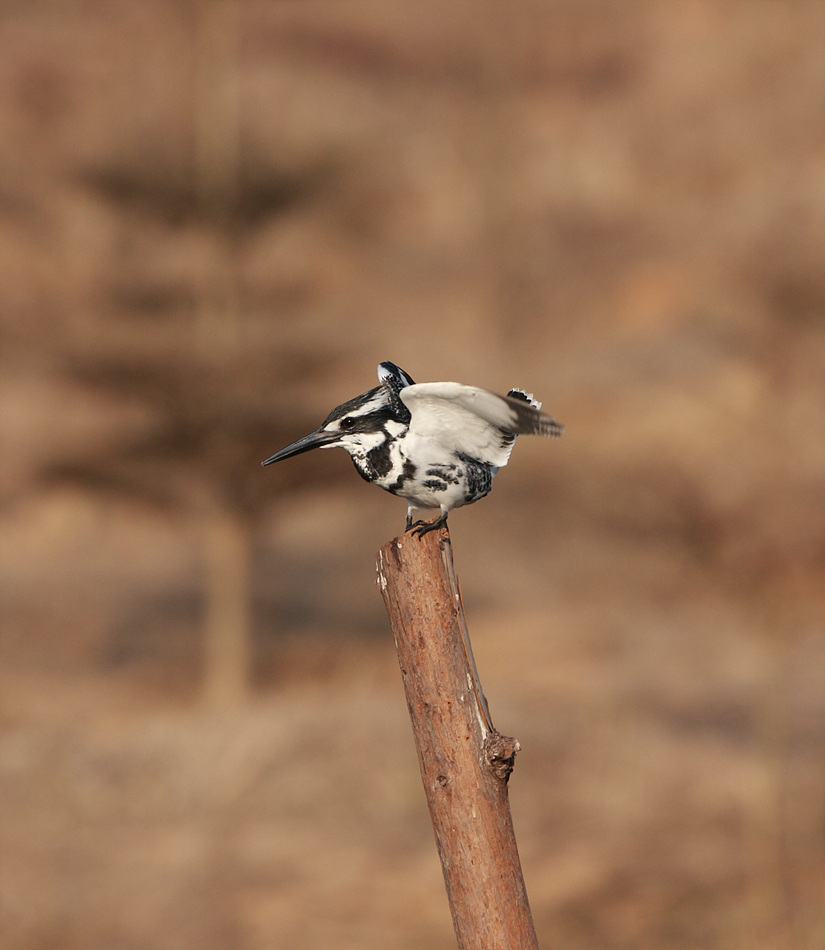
[407,514,448,539]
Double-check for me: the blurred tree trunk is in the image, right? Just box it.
[202,504,252,708]
[195,0,249,707]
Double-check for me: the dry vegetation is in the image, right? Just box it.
[1,3,824,948]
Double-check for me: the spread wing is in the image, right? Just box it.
[400,382,564,469]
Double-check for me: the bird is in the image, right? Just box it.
[262,361,564,537]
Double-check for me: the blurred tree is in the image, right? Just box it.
[40,0,337,706]
[193,0,248,708]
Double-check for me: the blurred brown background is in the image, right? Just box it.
[1,2,824,948]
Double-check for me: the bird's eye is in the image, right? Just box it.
[340,416,356,429]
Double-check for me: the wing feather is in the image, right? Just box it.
[400,382,563,469]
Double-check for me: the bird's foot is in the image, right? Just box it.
[409,512,448,539]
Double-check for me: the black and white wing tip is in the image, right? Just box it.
[507,387,541,410]
[504,388,565,438]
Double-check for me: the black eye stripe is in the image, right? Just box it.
[330,411,389,433]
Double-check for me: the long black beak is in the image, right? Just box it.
[261,428,339,466]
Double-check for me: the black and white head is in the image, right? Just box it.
[261,362,415,465]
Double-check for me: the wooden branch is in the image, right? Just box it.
[376,527,539,950]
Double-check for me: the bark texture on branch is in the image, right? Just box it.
[376,527,538,950]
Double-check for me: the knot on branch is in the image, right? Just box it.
[484,731,520,784]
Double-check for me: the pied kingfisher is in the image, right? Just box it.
[262,361,564,537]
